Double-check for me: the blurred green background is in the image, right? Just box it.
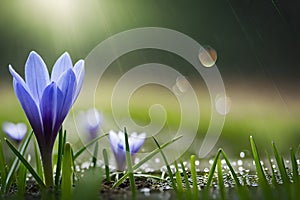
[0,0,299,159]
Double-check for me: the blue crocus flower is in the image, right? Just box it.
[77,108,102,140]
[9,51,84,187]
[2,122,27,143]
[109,130,146,171]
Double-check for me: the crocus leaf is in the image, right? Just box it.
[5,138,46,190]
[4,130,33,193]
[61,142,73,200]
[73,133,108,160]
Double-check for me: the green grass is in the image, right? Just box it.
[1,130,299,199]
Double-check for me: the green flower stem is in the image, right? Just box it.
[42,150,54,188]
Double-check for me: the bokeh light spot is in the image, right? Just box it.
[215,95,231,115]
[198,45,217,67]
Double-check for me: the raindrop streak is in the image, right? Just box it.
[215,95,231,115]
[198,45,217,67]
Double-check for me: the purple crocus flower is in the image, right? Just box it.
[9,51,84,187]
[2,122,27,143]
[77,108,102,140]
[109,130,146,171]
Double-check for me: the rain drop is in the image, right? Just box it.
[198,45,217,67]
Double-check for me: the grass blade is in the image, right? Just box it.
[73,133,108,160]
[72,168,103,200]
[103,148,110,181]
[61,142,73,200]
[5,138,46,190]
[290,148,299,184]
[204,149,222,199]
[0,140,7,193]
[55,128,65,186]
[92,142,99,168]
[124,128,136,199]
[220,149,249,200]
[206,149,222,188]
[220,150,241,187]
[272,141,289,184]
[152,136,177,192]
[250,136,271,199]
[4,131,33,193]
[217,157,225,200]
[174,161,183,192]
[134,173,166,181]
[190,155,198,199]
[112,135,182,188]
[180,159,192,198]
[265,150,277,186]
[17,160,27,197]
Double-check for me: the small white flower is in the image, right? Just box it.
[109,130,146,171]
[2,122,27,142]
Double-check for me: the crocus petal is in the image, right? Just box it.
[130,133,146,154]
[9,65,29,91]
[25,51,50,102]
[72,60,85,103]
[51,52,72,82]
[2,122,27,141]
[109,130,120,154]
[14,82,44,143]
[115,150,126,171]
[109,131,126,171]
[54,69,76,132]
[40,82,57,142]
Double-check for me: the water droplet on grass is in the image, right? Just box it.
[237,160,243,166]
[240,151,245,158]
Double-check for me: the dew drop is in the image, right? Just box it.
[155,158,161,163]
[240,151,245,158]
[198,45,217,67]
[237,160,243,166]
[221,159,226,165]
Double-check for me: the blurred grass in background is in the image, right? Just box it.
[0,0,299,160]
